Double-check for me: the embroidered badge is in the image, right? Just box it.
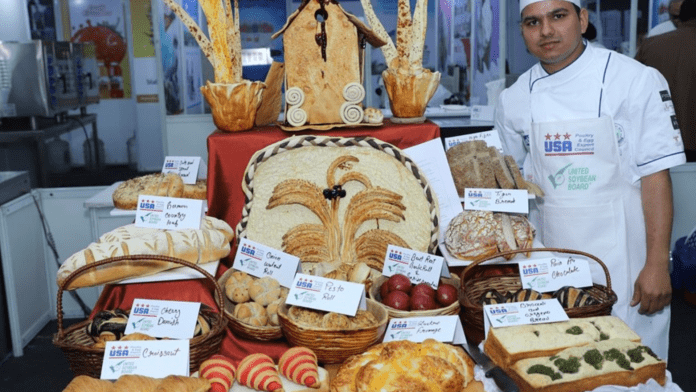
[659,90,672,102]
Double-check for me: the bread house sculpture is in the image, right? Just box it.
[360,0,441,120]
[272,0,387,130]
[162,0,265,132]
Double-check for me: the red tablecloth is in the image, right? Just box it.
[92,121,441,365]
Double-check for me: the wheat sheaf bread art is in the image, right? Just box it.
[237,136,439,273]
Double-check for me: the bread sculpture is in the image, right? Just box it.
[279,347,320,388]
[446,140,544,197]
[237,354,284,392]
[271,0,386,130]
[161,0,265,132]
[200,354,237,392]
[360,0,439,119]
[239,137,438,279]
[331,339,477,392]
[57,216,234,289]
[62,374,211,392]
[445,210,534,261]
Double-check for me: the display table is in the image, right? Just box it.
[90,121,441,364]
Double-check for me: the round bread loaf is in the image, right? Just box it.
[321,312,351,329]
[225,271,255,303]
[249,276,281,306]
[234,302,268,326]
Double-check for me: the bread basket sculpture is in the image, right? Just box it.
[361,0,440,121]
[162,0,265,132]
[236,135,440,279]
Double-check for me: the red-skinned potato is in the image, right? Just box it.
[387,274,412,294]
[384,290,410,311]
[436,283,458,307]
[410,293,437,311]
[411,283,435,299]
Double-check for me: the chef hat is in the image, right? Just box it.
[520,0,582,13]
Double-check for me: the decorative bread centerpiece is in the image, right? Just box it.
[236,135,439,280]
[271,0,387,130]
[361,0,440,120]
[162,0,265,132]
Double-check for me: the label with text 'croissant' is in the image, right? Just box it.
[233,237,301,288]
[519,255,593,293]
[135,195,204,230]
[383,315,466,344]
[463,188,529,214]
[286,273,366,316]
[382,245,450,288]
[100,339,189,380]
[161,156,202,184]
[124,298,201,339]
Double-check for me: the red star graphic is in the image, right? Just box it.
[564,133,571,140]
[545,134,552,140]
[554,133,561,140]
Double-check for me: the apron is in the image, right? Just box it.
[526,67,671,361]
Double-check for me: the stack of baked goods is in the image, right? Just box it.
[221,271,288,340]
[63,374,211,392]
[445,210,535,262]
[330,339,480,392]
[112,173,207,210]
[445,140,543,197]
[483,316,666,391]
[56,216,234,289]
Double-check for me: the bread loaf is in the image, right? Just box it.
[508,339,665,392]
[225,271,255,303]
[112,173,185,210]
[182,179,207,200]
[484,316,642,369]
[57,216,234,290]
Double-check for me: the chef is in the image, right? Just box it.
[495,0,686,360]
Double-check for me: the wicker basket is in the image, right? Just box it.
[217,268,283,341]
[53,255,228,378]
[459,248,618,346]
[368,275,461,318]
[277,298,388,364]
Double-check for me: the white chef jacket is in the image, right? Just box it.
[495,41,685,360]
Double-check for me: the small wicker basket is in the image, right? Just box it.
[53,255,228,378]
[277,298,388,364]
[217,268,283,341]
[459,248,618,346]
[368,275,461,319]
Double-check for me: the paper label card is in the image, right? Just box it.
[483,299,569,338]
[519,256,593,292]
[162,156,202,184]
[286,274,366,316]
[463,188,529,214]
[444,130,504,153]
[100,339,189,380]
[382,245,450,288]
[135,196,204,230]
[124,299,201,339]
[233,238,301,288]
[383,315,466,344]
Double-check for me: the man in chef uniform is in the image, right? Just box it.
[495,0,686,361]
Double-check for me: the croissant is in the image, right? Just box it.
[278,347,320,388]
[200,354,237,392]
[237,353,284,392]
[62,374,211,392]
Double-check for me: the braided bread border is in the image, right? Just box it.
[236,135,440,254]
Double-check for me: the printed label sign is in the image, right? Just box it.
[383,315,466,344]
[124,299,201,339]
[233,238,301,288]
[162,156,202,184]
[444,130,503,153]
[286,274,366,316]
[463,188,529,214]
[135,195,204,230]
[100,340,189,379]
[483,299,568,338]
[382,245,450,288]
[519,256,593,292]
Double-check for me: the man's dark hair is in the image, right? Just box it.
[679,0,696,21]
[573,4,581,15]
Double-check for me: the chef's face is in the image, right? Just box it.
[520,1,588,74]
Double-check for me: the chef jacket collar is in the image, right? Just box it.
[529,40,595,91]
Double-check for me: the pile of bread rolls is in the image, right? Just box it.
[225,272,288,327]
